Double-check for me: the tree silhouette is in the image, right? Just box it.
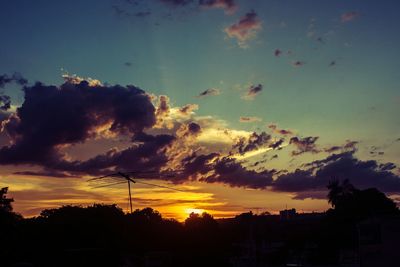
[327,179,356,208]
[0,187,14,212]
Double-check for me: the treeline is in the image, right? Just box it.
[1,181,399,267]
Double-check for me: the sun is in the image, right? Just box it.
[185,208,204,215]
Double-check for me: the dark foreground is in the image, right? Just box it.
[1,182,400,267]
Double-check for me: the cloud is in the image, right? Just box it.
[341,11,359,23]
[199,0,237,14]
[0,73,27,111]
[324,140,358,153]
[292,61,305,67]
[178,103,199,116]
[0,80,156,169]
[0,73,28,88]
[0,95,11,111]
[268,124,293,135]
[13,170,77,178]
[224,11,262,48]
[273,151,400,197]
[2,75,399,198]
[274,49,282,57]
[159,0,194,7]
[155,95,172,128]
[176,122,202,138]
[232,132,271,155]
[197,88,221,97]
[201,156,275,189]
[62,73,102,87]
[242,84,262,100]
[239,116,262,123]
[289,136,319,156]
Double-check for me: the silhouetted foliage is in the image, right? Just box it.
[1,187,14,212]
[1,183,399,266]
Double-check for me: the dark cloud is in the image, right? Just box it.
[197,88,221,97]
[269,138,284,150]
[0,73,28,88]
[268,124,293,135]
[290,136,319,156]
[0,73,27,110]
[224,11,262,47]
[13,170,76,178]
[273,151,400,196]
[199,0,237,14]
[324,140,358,153]
[274,49,282,57]
[0,95,11,111]
[56,132,176,176]
[176,122,201,138]
[156,95,170,119]
[243,84,262,100]
[0,80,156,168]
[178,103,198,115]
[292,61,305,67]
[200,156,275,189]
[232,132,271,155]
[0,109,11,123]
[181,152,219,179]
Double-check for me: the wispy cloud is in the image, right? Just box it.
[197,88,221,97]
[239,116,262,123]
[199,0,237,14]
[341,11,359,23]
[242,84,263,100]
[224,11,262,48]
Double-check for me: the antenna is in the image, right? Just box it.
[88,170,184,213]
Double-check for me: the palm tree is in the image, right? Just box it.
[327,179,341,208]
[327,179,355,208]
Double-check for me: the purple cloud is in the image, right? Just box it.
[224,11,262,47]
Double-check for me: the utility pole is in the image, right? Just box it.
[128,180,133,213]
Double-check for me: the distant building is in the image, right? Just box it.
[279,208,297,221]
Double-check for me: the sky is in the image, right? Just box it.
[0,0,400,221]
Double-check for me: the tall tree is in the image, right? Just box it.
[0,187,13,212]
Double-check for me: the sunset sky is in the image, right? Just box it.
[1,0,400,221]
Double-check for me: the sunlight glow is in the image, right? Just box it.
[185,208,204,215]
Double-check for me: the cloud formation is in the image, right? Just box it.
[268,124,293,136]
[242,84,262,100]
[239,116,262,123]
[232,132,271,155]
[273,151,400,197]
[224,11,262,48]
[197,88,221,97]
[2,76,399,199]
[199,0,237,14]
[0,80,156,170]
[0,73,28,88]
[290,136,319,156]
